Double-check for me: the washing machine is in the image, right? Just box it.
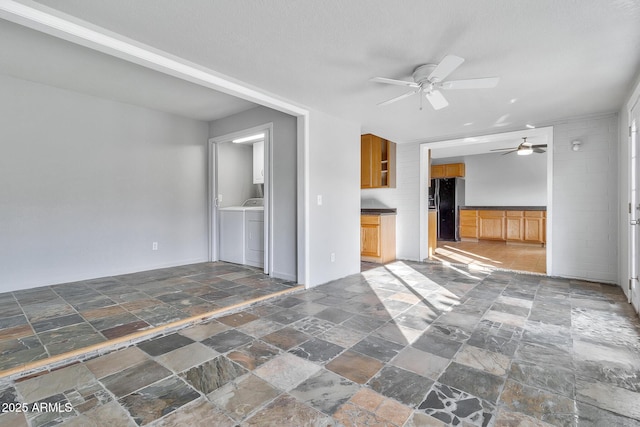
[219,198,264,267]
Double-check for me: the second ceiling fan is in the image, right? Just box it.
[490,137,547,156]
[370,55,499,110]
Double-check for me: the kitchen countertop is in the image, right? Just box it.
[361,208,397,215]
[460,206,546,211]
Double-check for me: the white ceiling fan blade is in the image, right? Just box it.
[425,90,448,110]
[377,90,419,106]
[428,55,464,82]
[370,77,420,88]
[441,77,500,90]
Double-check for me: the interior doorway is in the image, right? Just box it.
[419,127,554,275]
[209,124,272,275]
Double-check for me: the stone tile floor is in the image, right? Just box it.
[1,260,640,426]
[0,262,298,372]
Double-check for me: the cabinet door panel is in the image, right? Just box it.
[444,163,465,177]
[523,218,544,243]
[479,217,504,240]
[431,165,445,179]
[362,134,391,188]
[460,226,478,239]
[361,224,380,257]
[361,137,373,188]
[506,217,523,241]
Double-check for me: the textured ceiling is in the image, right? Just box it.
[9,0,640,143]
[0,19,257,121]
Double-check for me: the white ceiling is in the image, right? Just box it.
[6,0,640,144]
[0,19,257,121]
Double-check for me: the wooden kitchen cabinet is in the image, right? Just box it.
[465,209,545,245]
[431,165,445,179]
[460,210,478,239]
[428,210,437,257]
[361,134,396,189]
[523,211,545,244]
[445,163,465,177]
[459,209,545,244]
[506,211,524,241]
[361,214,396,263]
[431,163,465,179]
[478,210,505,240]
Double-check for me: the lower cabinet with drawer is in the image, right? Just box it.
[460,210,478,239]
[460,209,546,245]
[361,214,396,263]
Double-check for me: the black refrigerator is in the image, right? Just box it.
[429,178,465,241]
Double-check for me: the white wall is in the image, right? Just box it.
[551,114,618,283]
[0,74,210,291]
[209,106,297,281]
[458,153,547,206]
[216,142,256,208]
[307,109,361,286]
[369,114,619,283]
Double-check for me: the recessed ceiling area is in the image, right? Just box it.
[22,0,640,143]
[0,19,258,122]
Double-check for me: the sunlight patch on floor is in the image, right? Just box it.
[431,240,546,274]
[431,254,495,273]
[434,247,502,266]
[441,245,497,262]
[360,261,464,344]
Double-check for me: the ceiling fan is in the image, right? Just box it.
[370,55,499,110]
[490,137,547,156]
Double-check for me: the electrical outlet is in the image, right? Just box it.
[152,242,158,251]
[317,195,323,206]
[330,252,335,262]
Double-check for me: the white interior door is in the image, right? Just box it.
[630,104,640,313]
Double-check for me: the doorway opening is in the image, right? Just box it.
[209,124,272,275]
[419,127,554,276]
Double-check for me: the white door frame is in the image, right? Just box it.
[419,126,554,274]
[209,123,273,275]
[628,98,640,313]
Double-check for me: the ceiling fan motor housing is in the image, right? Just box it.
[412,64,438,85]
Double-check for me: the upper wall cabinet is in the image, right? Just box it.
[361,134,396,189]
[253,140,264,184]
[431,162,465,179]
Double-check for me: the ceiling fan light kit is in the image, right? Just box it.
[490,137,547,156]
[370,55,500,110]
